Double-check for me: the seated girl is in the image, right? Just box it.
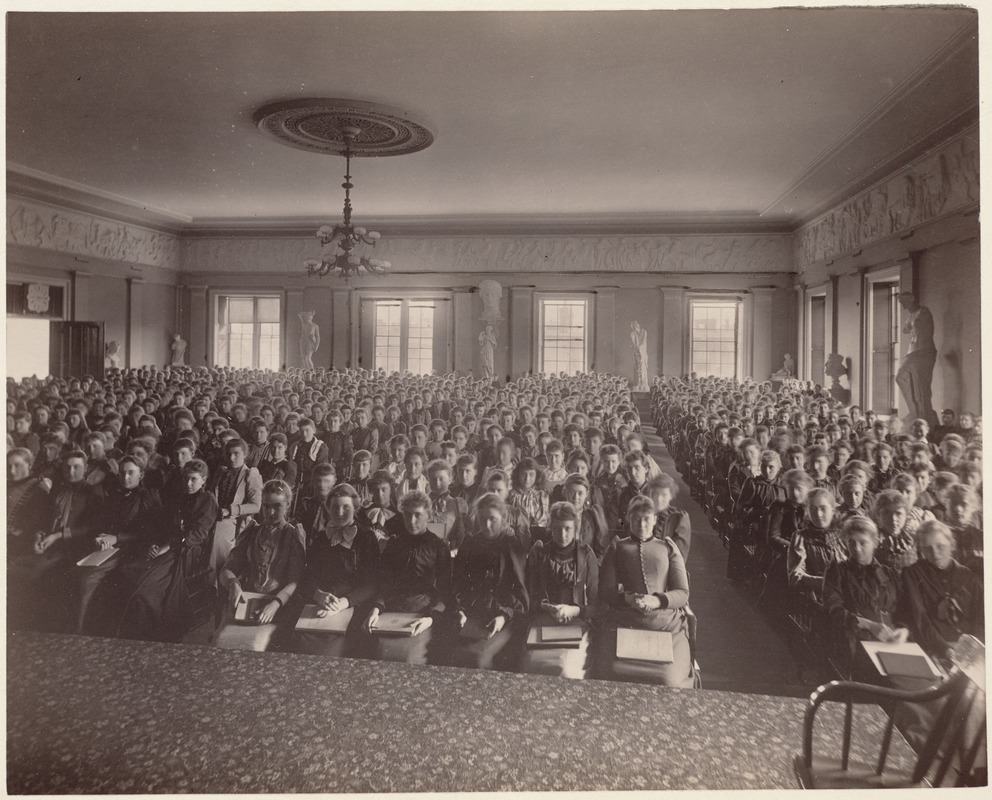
[561,473,611,562]
[447,493,529,671]
[521,501,599,679]
[823,516,908,677]
[835,473,869,524]
[787,487,846,601]
[291,483,381,658]
[647,473,691,561]
[728,449,784,582]
[356,469,399,552]
[872,489,918,572]
[295,463,337,548]
[363,490,451,665]
[117,459,218,642]
[507,457,550,538]
[595,495,694,687]
[900,520,984,664]
[214,480,306,651]
[943,483,983,573]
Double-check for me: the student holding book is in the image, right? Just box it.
[520,501,599,679]
[363,490,451,665]
[447,493,529,670]
[596,495,694,687]
[213,480,305,651]
[291,483,381,657]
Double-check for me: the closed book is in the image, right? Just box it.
[459,617,493,641]
[877,651,940,680]
[616,628,674,663]
[294,604,354,633]
[76,547,119,567]
[526,624,585,649]
[234,592,276,623]
[372,612,422,636]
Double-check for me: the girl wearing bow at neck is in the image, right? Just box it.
[213,480,305,652]
[291,483,381,658]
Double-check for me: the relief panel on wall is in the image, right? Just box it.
[797,127,979,269]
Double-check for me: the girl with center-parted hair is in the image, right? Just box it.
[787,487,847,600]
[363,489,451,665]
[823,516,908,677]
[595,495,694,687]
[290,482,381,658]
[520,500,599,679]
[446,492,529,671]
[213,480,306,651]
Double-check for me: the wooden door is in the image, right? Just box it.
[809,296,826,386]
[871,283,899,413]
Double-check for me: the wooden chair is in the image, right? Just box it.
[794,634,986,788]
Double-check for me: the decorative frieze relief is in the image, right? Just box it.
[7,197,180,269]
[181,232,794,274]
[797,128,979,270]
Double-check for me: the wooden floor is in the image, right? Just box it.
[636,396,808,697]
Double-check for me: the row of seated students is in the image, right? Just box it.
[652,374,983,679]
[7,367,693,685]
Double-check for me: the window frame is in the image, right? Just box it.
[534,293,594,375]
[370,298,438,375]
[211,291,285,370]
[687,295,744,380]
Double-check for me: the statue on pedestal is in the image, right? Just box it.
[170,333,187,366]
[105,340,122,370]
[479,323,497,381]
[770,353,795,382]
[896,292,938,425]
[299,311,320,370]
[630,320,649,391]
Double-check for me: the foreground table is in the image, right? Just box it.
[7,632,914,792]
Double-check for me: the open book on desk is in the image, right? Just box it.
[294,605,354,633]
[76,547,119,568]
[234,592,276,623]
[616,628,674,664]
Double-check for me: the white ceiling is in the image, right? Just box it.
[6,8,979,231]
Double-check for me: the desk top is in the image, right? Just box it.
[7,632,914,793]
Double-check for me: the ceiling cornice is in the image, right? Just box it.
[6,164,191,233]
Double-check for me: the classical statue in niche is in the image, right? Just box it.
[479,279,503,322]
[896,292,938,426]
[630,320,649,391]
[170,333,187,366]
[299,311,320,370]
[105,340,121,370]
[479,323,497,380]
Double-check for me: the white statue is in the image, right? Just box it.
[630,320,649,391]
[170,333,187,366]
[105,340,121,369]
[299,310,319,370]
[479,323,497,380]
[479,280,503,322]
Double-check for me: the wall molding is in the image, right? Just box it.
[7,195,181,270]
[180,232,795,275]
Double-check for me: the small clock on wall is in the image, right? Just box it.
[26,284,51,314]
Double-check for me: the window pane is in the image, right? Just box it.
[229,322,254,369]
[258,322,280,371]
[256,297,280,323]
[229,298,254,323]
[541,299,587,374]
[690,301,739,378]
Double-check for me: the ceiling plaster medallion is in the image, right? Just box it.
[253,98,434,157]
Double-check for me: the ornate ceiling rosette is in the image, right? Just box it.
[253,98,434,157]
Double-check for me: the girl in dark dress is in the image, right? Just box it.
[117,459,217,642]
[728,450,784,581]
[363,490,451,665]
[291,483,380,658]
[823,517,908,677]
[448,493,529,670]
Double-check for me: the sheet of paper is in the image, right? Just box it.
[860,640,944,679]
[616,628,674,663]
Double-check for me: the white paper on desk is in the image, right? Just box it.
[294,605,354,632]
[616,628,674,663]
[860,640,943,679]
[76,547,119,567]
